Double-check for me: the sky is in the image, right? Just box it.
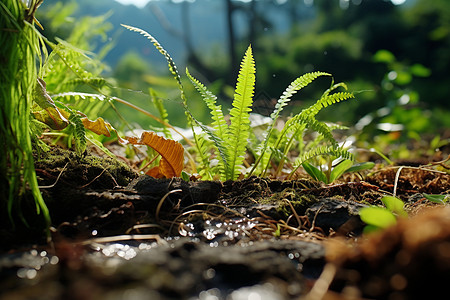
[115,0,407,9]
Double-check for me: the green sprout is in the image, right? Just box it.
[302,159,374,184]
[359,195,407,233]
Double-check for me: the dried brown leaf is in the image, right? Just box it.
[125,131,184,178]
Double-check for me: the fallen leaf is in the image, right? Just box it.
[125,131,184,178]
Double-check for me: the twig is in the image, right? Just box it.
[80,234,166,245]
[78,168,107,189]
[309,205,323,233]
[304,263,337,300]
[393,166,404,198]
[155,189,182,222]
[38,162,69,189]
[283,198,302,229]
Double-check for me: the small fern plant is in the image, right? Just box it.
[188,61,356,180]
[122,24,356,181]
[187,46,255,180]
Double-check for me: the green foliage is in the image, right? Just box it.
[123,25,356,180]
[68,112,87,156]
[302,159,374,184]
[0,0,50,230]
[224,46,256,180]
[423,193,450,205]
[359,196,407,233]
[189,52,355,180]
[359,206,397,233]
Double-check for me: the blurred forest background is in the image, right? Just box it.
[37,0,450,156]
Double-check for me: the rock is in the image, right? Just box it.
[306,198,367,235]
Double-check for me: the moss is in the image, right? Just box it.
[260,188,317,218]
[35,147,137,188]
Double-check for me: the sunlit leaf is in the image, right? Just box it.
[33,78,69,130]
[410,64,431,77]
[359,206,397,229]
[81,117,111,137]
[302,161,327,183]
[126,131,184,178]
[381,196,408,217]
[329,159,353,183]
[81,116,126,144]
[373,49,396,64]
[345,161,375,173]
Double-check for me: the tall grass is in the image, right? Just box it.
[0,1,50,233]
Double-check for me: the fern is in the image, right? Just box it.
[186,68,230,178]
[186,68,228,141]
[249,71,330,176]
[123,24,357,180]
[68,112,87,156]
[189,46,256,180]
[52,92,107,102]
[224,46,256,180]
[289,145,354,179]
[305,91,355,117]
[270,71,330,121]
[258,80,355,177]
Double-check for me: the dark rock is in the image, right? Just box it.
[306,198,367,235]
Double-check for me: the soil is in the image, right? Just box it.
[1,146,450,300]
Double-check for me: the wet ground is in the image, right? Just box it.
[1,147,450,299]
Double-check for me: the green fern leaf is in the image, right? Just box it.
[298,114,337,145]
[270,71,330,121]
[292,145,354,176]
[186,68,228,140]
[68,113,86,156]
[225,45,256,180]
[307,91,355,116]
[250,71,330,176]
[121,24,184,98]
[185,110,229,179]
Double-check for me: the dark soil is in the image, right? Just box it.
[1,146,450,300]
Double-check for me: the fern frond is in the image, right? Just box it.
[249,71,330,176]
[225,45,256,180]
[186,110,228,179]
[121,24,184,99]
[62,77,107,89]
[290,145,354,178]
[270,71,330,121]
[68,113,86,156]
[306,91,355,117]
[186,68,228,141]
[52,92,107,101]
[298,114,337,145]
